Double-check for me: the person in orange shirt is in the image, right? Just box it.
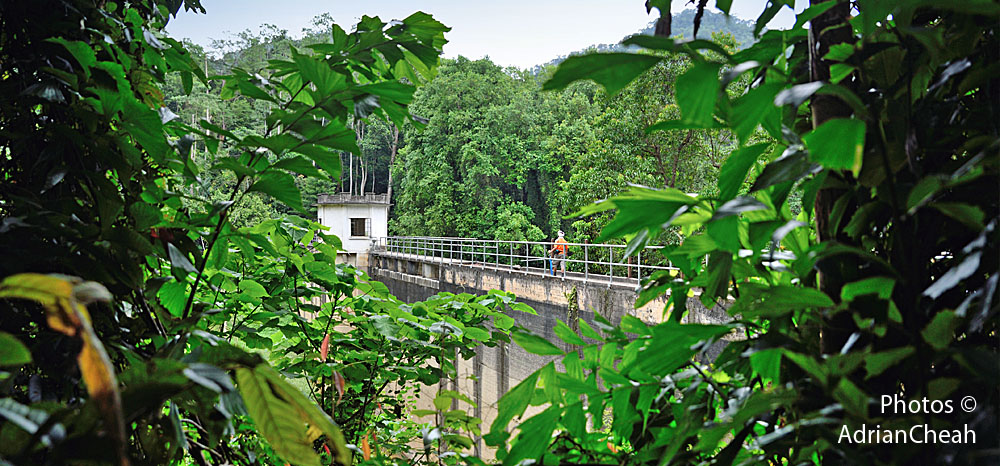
[548,230,568,277]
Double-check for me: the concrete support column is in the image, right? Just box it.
[450,347,459,410]
[473,348,483,456]
[498,340,508,398]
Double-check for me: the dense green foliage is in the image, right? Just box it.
[392,37,747,244]
[391,58,585,240]
[489,0,999,465]
[0,2,536,465]
[155,12,751,243]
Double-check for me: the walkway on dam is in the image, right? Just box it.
[370,236,678,290]
[373,249,653,289]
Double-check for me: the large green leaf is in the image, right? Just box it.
[841,276,895,302]
[751,150,822,193]
[0,332,31,367]
[594,187,696,241]
[511,331,564,356]
[293,144,342,180]
[802,118,866,176]
[921,311,959,350]
[401,11,450,48]
[121,97,170,160]
[729,284,835,319]
[631,321,731,375]
[773,81,824,108]
[485,371,540,446]
[249,171,305,212]
[598,198,689,242]
[358,81,416,104]
[718,143,768,201]
[236,364,350,466]
[676,62,721,126]
[238,279,268,298]
[167,243,197,279]
[157,280,188,317]
[707,215,740,252]
[553,319,584,345]
[504,406,561,466]
[129,201,162,231]
[906,176,943,211]
[492,313,515,330]
[272,156,325,180]
[731,83,782,142]
[711,197,769,220]
[542,53,663,95]
[46,38,97,78]
[750,348,782,382]
[291,49,347,95]
[620,314,652,336]
[865,347,914,379]
[930,202,985,231]
[237,80,276,103]
[702,251,733,307]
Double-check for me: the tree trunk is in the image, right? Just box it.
[669,130,695,187]
[386,125,399,215]
[809,0,857,354]
[356,121,367,195]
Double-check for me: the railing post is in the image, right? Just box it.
[637,248,642,283]
[584,242,588,283]
[608,245,613,287]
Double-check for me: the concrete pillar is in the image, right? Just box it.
[498,340,508,397]
[473,348,483,456]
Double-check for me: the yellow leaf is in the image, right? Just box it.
[0,273,72,308]
[0,273,128,466]
[238,365,352,466]
[306,425,323,442]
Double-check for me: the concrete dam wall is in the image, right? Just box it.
[367,250,730,455]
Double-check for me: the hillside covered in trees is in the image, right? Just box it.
[162,11,749,244]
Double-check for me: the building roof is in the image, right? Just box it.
[316,193,390,206]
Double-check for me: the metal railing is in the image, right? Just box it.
[371,236,677,286]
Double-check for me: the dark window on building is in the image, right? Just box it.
[350,218,368,237]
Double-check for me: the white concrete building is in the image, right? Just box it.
[316,193,389,267]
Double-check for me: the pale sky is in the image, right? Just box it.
[166,0,801,69]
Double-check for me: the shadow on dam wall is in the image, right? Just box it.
[367,251,730,456]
